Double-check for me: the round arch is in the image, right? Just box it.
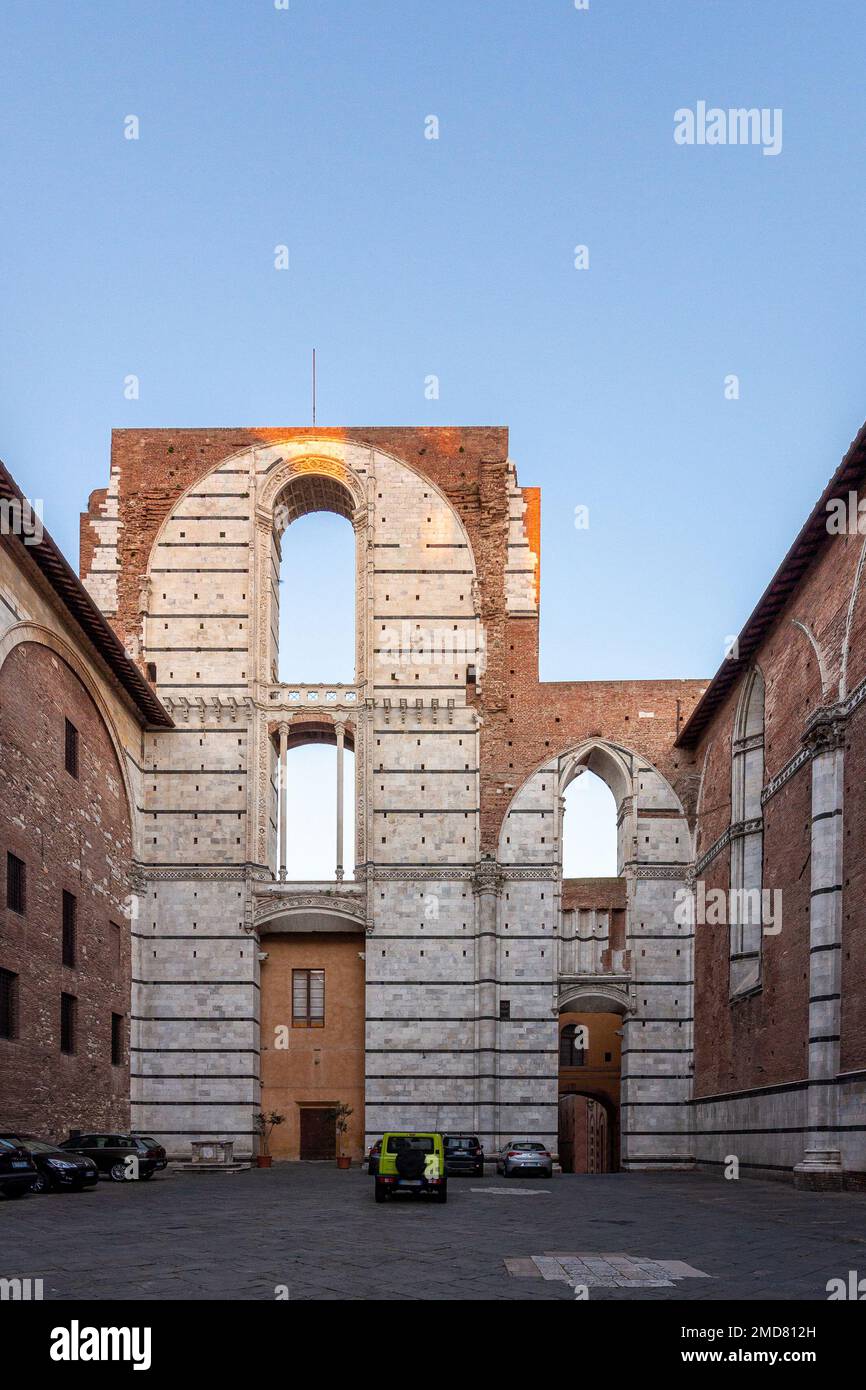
[257,905,366,934]
[0,622,140,856]
[558,982,632,1015]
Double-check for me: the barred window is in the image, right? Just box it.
[6,853,25,914]
[62,891,77,968]
[64,718,79,778]
[292,968,325,1028]
[60,993,77,1054]
[0,968,18,1039]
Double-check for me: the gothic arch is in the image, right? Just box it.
[558,739,634,807]
[497,736,688,865]
[790,618,831,699]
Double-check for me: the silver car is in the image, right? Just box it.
[497,1140,553,1178]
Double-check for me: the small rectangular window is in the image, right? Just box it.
[0,968,18,1039]
[499,999,511,1021]
[65,718,79,778]
[62,891,77,968]
[111,1012,123,1065]
[292,968,325,1028]
[6,853,25,914]
[60,993,77,1054]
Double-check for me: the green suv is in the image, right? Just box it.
[373,1132,448,1203]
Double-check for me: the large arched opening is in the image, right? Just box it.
[269,718,356,882]
[557,990,628,1173]
[558,746,628,1171]
[272,474,357,686]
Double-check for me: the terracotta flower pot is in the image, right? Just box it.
[256,1155,273,1169]
[336,1155,351,1170]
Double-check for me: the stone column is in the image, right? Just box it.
[335,721,345,883]
[795,709,845,1190]
[278,722,289,881]
[473,860,502,1152]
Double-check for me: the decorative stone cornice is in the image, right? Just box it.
[693,818,761,878]
[137,865,254,882]
[630,864,691,880]
[366,865,559,882]
[761,746,811,805]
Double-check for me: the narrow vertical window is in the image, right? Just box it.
[62,891,77,968]
[111,921,122,969]
[292,968,325,1028]
[6,853,25,914]
[60,993,77,1054]
[730,667,765,996]
[65,718,79,778]
[0,968,18,1039]
[111,1012,124,1065]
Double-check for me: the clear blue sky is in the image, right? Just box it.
[1,1,863,702]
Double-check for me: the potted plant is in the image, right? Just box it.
[254,1110,285,1168]
[334,1103,353,1169]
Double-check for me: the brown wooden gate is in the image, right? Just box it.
[299,1107,336,1160]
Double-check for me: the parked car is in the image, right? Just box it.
[57,1133,162,1182]
[367,1139,382,1175]
[0,1132,97,1194]
[443,1133,484,1176]
[131,1136,168,1171]
[0,1137,37,1198]
[496,1140,554,1179]
[373,1132,447,1203]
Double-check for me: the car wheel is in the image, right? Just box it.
[435,1183,448,1204]
[30,1172,51,1195]
[109,1162,128,1182]
[2,1185,29,1199]
[140,1170,155,1180]
[374,1183,388,1203]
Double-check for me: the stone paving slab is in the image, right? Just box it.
[1,1166,865,1301]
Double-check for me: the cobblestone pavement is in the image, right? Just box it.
[3,1165,865,1301]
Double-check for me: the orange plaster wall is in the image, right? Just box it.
[259,933,365,1160]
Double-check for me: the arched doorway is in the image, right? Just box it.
[558,1001,624,1172]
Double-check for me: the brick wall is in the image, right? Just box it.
[688,465,866,1180]
[0,641,133,1138]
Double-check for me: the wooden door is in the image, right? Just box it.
[299,1107,336,1160]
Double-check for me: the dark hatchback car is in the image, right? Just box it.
[132,1136,168,1171]
[443,1134,485,1176]
[58,1133,165,1182]
[0,1137,37,1198]
[0,1133,97,1194]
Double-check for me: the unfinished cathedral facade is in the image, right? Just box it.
[74,427,703,1167]
[37,418,860,1187]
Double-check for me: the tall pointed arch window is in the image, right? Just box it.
[730,667,765,996]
